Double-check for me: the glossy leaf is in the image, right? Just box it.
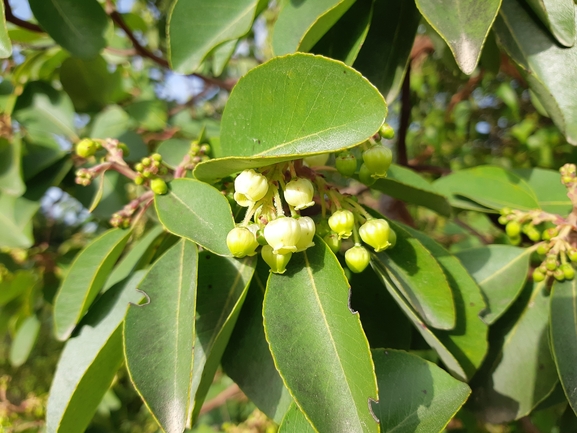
[46,272,145,433]
[310,0,373,66]
[28,0,109,59]
[475,282,558,423]
[416,0,501,74]
[371,349,471,433]
[273,0,354,55]
[168,0,259,73]
[222,260,292,423]
[0,0,12,58]
[154,178,235,257]
[368,164,451,216]
[403,225,488,380]
[188,252,256,424]
[0,137,25,196]
[264,240,378,433]
[524,0,575,47]
[194,53,387,182]
[212,39,238,76]
[124,240,198,433]
[125,100,167,132]
[278,404,316,433]
[550,279,577,415]
[53,228,131,341]
[456,245,530,324]
[0,270,38,306]
[354,0,421,102]
[513,167,572,216]
[494,0,577,145]
[156,138,191,169]
[433,165,539,211]
[9,315,40,367]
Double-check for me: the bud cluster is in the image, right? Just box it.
[75,168,94,186]
[134,153,168,195]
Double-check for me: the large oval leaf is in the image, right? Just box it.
[524,0,575,47]
[455,245,530,324]
[53,228,131,341]
[371,349,471,433]
[154,178,235,257]
[0,138,25,197]
[264,240,378,433]
[416,0,502,74]
[124,240,198,433]
[278,404,316,433]
[194,53,387,182]
[550,279,577,415]
[188,252,256,424]
[46,272,145,433]
[9,315,40,367]
[513,167,572,216]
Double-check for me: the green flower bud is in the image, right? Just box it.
[323,233,341,254]
[264,217,302,255]
[500,207,512,216]
[509,235,521,246]
[142,157,151,167]
[359,219,391,252]
[255,203,276,227]
[335,152,357,177]
[345,245,371,274]
[362,145,392,178]
[295,217,316,252]
[358,163,376,186]
[505,221,521,238]
[378,123,395,139]
[569,250,577,263]
[562,263,575,280]
[134,174,145,186]
[151,153,162,162]
[543,227,559,241]
[118,142,130,157]
[227,227,259,258]
[328,209,355,239]
[546,256,558,271]
[284,178,315,210]
[150,178,168,195]
[536,243,549,256]
[234,169,269,207]
[532,269,546,282]
[554,268,565,281]
[76,139,99,158]
[388,228,397,248]
[498,216,508,225]
[261,245,292,274]
[303,153,329,167]
[526,227,541,242]
[135,163,144,172]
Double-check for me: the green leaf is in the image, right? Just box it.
[90,105,130,138]
[371,349,471,433]
[9,315,40,367]
[366,164,451,216]
[524,0,575,47]
[156,138,191,169]
[53,228,131,341]
[46,272,145,433]
[0,0,12,58]
[125,100,167,132]
[550,279,577,415]
[212,39,238,76]
[0,271,39,306]
[513,167,572,216]
[167,0,259,73]
[353,0,421,102]
[0,137,25,196]
[494,0,577,145]
[278,404,316,433]
[28,0,109,59]
[264,240,378,433]
[402,225,488,380]
[310,0,373,66]
[194,54,387,182]
[188,252,256,424]
[416,0,501,74]
[124,240,198,433]
[455,245,530,324]
[474,282,558,423]
[154,178,235,257]
[433,165,539,211]
[222,260,292,423]
[372,218,456,331]
[273,0,354,56]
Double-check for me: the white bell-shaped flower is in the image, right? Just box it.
[261,245,292,274]
[234,169,269,207]
[263,217,301,255]
[226,227,259,258]
[328,209,355,239]
[359,219,391,252]
[284,178,315,210]
[295,217,316,252]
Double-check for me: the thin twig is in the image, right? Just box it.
[3,0,43,33]
[397,63,411,166]
[454,218,490,245]
[199,383,244,415]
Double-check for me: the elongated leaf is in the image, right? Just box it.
[550,279,577,415]
[371,349,471,433]
[212,39,238,76]
[264,240,378,433]
[0,0,12,58]
[279,404,316,433]
[367,164,451,216]
[168,0,259,73]
[416,0,501,74]
[0,271,39,306]
[124,240,198,433]
[154,179,235,257]
[0,138,25,197]
[28,0,108,59]
[494,0,577,145]
[456,245,530,324]
[194,54,387,182]
[188,252,255,424]
[9,315,40,367]
[46,272,145,433]
[222,260,292,423]
[310,0,373,66]
[433,165,539,211]
[513,167,572,216]
[402,225,488,380]
[354,0,421,102]
[53,229,131,341]
[273,0,354,55]
[524,0,575,47]
[373,219,456,330]
[474,282,558,423]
